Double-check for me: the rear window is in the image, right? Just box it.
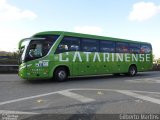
[140,44,152,54]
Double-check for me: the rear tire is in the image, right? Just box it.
[128,65,137,76]
[54,67,68,82]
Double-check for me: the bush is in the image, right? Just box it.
[0,59,18,65]
[152,64,160,71]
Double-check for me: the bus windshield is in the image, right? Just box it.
[19,40,30,64]
[20,35,59,62]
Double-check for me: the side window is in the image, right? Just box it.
[140,44,152,54]
[100,40,115,53]
[34,35,59,56]
[28,43,43,58]
[116,42,129,53]
[56,37,80,53]
[81,39,99,52]
[42,36,59,56]
[129,43,140,54]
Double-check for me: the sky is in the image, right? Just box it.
[0,0,160,59]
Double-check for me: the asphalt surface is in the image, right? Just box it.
[0,71,160,120]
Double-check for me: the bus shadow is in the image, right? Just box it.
[23,72,155,84]
[67,73,141,82]
[23,78,54,84]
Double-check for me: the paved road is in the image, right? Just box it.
[0,72,160,119]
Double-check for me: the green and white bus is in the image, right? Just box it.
[18,31,153,81]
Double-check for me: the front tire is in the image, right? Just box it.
[128,65,137,76]
[54,67,68,82]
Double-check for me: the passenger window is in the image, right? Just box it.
[100,41,115,53]
[129,43,140,54]
[81,39,99,52]
[140,44,152,54]
[116,42,129,53]
[56,37,80,53]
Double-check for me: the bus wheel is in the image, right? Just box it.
[54,67,68,82]
[128,65,137,76]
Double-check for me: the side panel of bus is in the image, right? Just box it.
[52,35,152,77]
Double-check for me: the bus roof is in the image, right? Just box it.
[33,31,151,45]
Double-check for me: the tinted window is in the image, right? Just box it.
[129,43,140,54]
[116,42,129,53]
[81,39,99,52]
[56,37,80,53]
[140,44,152,54]
[100,41,115,53]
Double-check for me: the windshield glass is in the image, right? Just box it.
[19,40,30,64]
[22,35,59,62]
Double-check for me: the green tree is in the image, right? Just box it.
[157,58,160,64]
